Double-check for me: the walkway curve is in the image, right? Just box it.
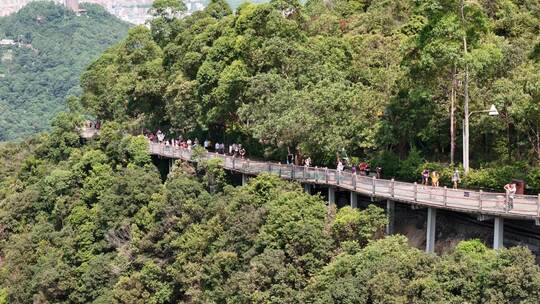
[148,142,540,220]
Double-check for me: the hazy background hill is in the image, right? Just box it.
[0,1,129,141]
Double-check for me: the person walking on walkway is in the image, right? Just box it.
[239,146,246,159]
[157,130,165,143]
[452,169,460,189]
[504,182,516,211]
[365,163,371,176]
[376,166,382,179]
[421,169,430,187]
[431,171,440,187]
[304,156,312,179]
[287,148,294,165]
[337,160,344,183]
[358,162,366,176]
[234,144,240,158]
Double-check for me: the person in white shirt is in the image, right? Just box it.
[337,160,344,172]
[504,182,516,211]
[336,160,344,183]
[157,130,165,143]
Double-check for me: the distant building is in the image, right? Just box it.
[0,0,209,24]
[0,39,16,46]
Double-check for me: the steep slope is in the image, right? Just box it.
[0,1,130,141]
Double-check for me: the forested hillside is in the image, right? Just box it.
[1,0,540,302]
[0,2,129,141]
[1,110,540,303]
[82,0,540,191]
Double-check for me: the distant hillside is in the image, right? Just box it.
[0,1,130,141]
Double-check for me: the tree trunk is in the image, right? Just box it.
[537,132,540,161]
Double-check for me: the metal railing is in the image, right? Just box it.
[149,142,540,220]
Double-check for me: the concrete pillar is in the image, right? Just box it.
[426,207,437,253]
[493,217,504,249]
[328,187,336,206]
[350,192,358,208]
[304,184,311,194]
[386,200,395,235]
[242,174,248,186]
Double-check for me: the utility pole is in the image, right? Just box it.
[450,66,456,165]
[460,0,470,174]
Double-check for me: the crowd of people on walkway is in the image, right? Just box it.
[144,130,247,158]
[142,127,521,207]
[85,120,101,130]
[419,169,462,189]
[334,159,382,179]
[84,122,523,208]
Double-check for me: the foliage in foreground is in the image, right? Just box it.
[0,114,540,303]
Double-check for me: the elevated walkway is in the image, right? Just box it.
[81,127,539,250]
[148,142,539,221]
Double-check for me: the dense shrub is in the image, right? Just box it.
[396,148,423,182]
[370,150,400,179]
[462,163,528,192]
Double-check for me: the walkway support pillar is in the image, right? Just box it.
[426,207,437,253]
[242,174,248,186]
[493,217,504,249]
[386,200,395,235]
[304,184,311,194]
[350,192,358,208]
[328,187,336,206]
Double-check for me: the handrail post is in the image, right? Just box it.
[325,168,329,184]
[279,165,282,177]
[246,159,250,172]
[372,176,376,196]
[353,174,357,190]
[391,178,395,198]
[479,190,483,211]
[337,171,340,185]
[443,186,448,206]
[268,163,271,172]
[232,157,236,170]
[505,193,509,213]
[537,194,540,218]
[414,182,418,202]
[292,165,295,180]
